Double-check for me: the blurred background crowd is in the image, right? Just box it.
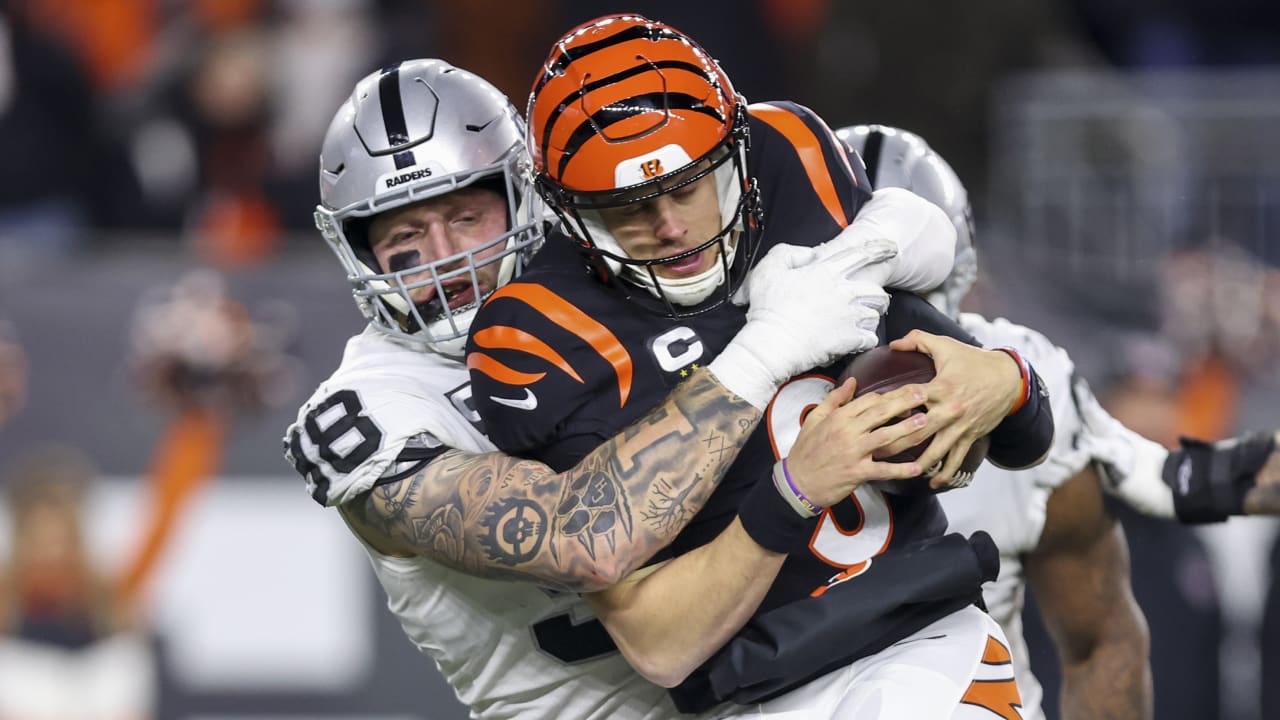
[0,0,1278,718]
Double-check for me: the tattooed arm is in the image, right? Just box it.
[584,379,933,687]
[343,233,907,590]
[340,368,758,593]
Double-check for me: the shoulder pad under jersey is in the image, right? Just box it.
[284,330,487,506]
[959,313,1089,491]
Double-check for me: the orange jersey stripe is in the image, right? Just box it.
[820,123,860,191]
[467,352,547,386]
[472,325,584,384]
[485,284,633,407]
[982,635,1014,664]
[809,560,870,597]
[961,678,1023,720]
[960,635,1022,720]
[751,103,851,229]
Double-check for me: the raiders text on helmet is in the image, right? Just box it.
[315,59,544,356]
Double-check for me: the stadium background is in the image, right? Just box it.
[0,1,1277,718]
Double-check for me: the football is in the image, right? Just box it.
[836,346,989,495]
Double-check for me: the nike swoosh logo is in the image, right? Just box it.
[490,388,538,410]
[890,634,948,648]
[475,285,633,408]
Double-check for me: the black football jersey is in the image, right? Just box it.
[467,101,986,611]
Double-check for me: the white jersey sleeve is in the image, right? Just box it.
[1068,376,1177,518]
[960,312,1094,498]
[939,313,1096,720]
[944,313,1091,566]
[283,327,492,507]
[285,328,681,720]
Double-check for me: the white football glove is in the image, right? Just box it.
[816,187,957,292]
[710,243,890,409]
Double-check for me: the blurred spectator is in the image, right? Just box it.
[1066,0,1280,68]
[0,3,96,260]
[128,269,296,417]
[120,269,298,608]
[268,0,378,225]
[0,446,157,719]
[123,2,380,262]
[180,27,280,267]
[1099,336,1188,448]
[1162,247,1280,390]
[15,0,157,93]
[435,0,555,104]
[809,0,1097,211]
[0,319,25,428]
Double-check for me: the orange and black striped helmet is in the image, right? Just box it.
[527,14,762,315]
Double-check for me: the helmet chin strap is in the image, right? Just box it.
[421,245,523,358]
[422,306,478,358]
[624,234,739,305]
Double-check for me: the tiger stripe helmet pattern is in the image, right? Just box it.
[527,14,762,315]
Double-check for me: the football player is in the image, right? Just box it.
[285,58,964,720]
[469,14,1055,718]
[841,122,1280,720]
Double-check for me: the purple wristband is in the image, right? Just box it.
[778,458,825,517]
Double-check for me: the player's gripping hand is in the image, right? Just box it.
[710,243,890,409]
[785,377,933,508]
[881,330,1024,487]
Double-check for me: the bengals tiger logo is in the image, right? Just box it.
[640,159,664,178]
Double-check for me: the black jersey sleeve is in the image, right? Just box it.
[878,291,1055,469]
[668,531,999,712]
[747,101,873,253]
[879,290,980,346]
[466,277,630,471]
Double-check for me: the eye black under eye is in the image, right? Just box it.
[387,250,421,273]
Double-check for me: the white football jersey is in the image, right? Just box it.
[285,327,681,720]
[939,313,1094,720]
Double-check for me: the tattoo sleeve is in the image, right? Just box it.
[342,368,760,592]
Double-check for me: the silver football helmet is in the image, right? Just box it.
[314,59,544,357]
[837,124,976,319]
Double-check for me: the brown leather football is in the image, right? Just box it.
[837,346,989,495]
